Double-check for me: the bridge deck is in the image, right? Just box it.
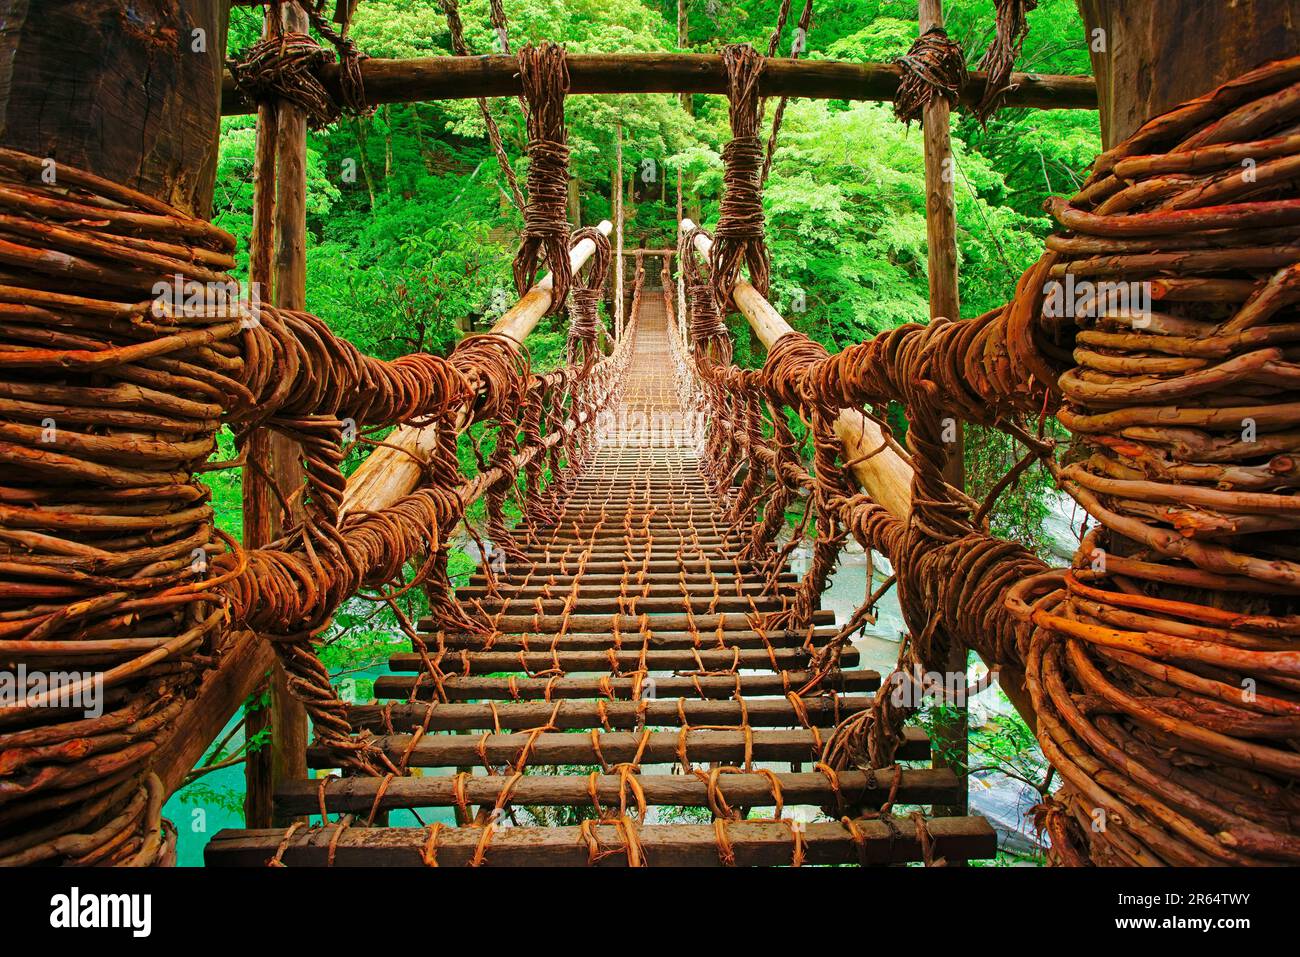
[206,295,995,866]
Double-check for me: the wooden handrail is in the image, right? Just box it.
[342,220,614,516]
[152,220,613,795]
[681,219,912,517]
[679,218,1037,728]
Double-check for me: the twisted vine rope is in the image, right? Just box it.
[566,226,612,369]
[894,26,968,126]
[513,43,574,315]
[229,0,370,129]
[439,0,526,212]
[710,45,772,311]
[677,224,730,361]
[760,0,816,183]
[975,0,1037,123]
[0,148,243,865]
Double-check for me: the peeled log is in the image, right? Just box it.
[680,219,913,518]
[341,221,613,516]
[221,53,1097,116]
[679,219,1038,728]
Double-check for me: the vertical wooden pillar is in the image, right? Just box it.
[241,88,278,826]
[243,0,310,828]
[676,166,687,338]
[269,0,311,824]
[0,1,228,217]
[677,0,692,112]
[918,0,968,821]
[1078,0,1298,149]
[614,121,625,337]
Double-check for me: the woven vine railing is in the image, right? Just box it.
[680,55,1300,866]
[0,140,622,865]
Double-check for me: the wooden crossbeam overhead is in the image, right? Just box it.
[221,53,1096,115]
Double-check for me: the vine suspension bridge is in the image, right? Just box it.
[1,0,1299,870]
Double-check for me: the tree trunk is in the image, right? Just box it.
[382,104,393,188]
[1078,0,1298,148]
[352,116,378,208]
[0,0,228,216]
[0,0,230,856]
[568,175,582,225]
[677,0,692,113]
[411,106,436,173]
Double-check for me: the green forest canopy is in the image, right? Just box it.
[210,0,1099,551]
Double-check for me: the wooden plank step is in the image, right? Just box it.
[530,513,723,522]
[417,610,835,634]
[556,495,717,502]
[347,695,874,733]
[464,559,775,575]
[523,545,745,558]
[457,579,794,598]
[306,727,929,769]
[388,647,857,676]
[429,626,835,651]
[544,511,727,520]
[456,595,790,615]
[543,509,725,517]
[206,815,996,866]
[541,530,729,541]
[277,767,960,816]
[374,669,880,701]
[463,569,781,585]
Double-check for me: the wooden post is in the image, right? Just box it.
[242,0,311,828]
[918,0,968,822]
[615,122,625,337]
[0,0,238,827]
[0,1,228,217]
[242,55,281,827]
[677,0,691,111]
[676,167,686,338]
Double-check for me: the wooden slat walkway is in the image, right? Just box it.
[206,295,995,867]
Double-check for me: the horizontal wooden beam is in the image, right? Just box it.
[374,668,884,702]
[346,695,874,733]
[277,767,961,815]
[205,814,997,866]
[381,646,856,675]
[221,53,1097,114]
[305,727,930,769]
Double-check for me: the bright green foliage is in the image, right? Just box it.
[207,0,1103,566]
